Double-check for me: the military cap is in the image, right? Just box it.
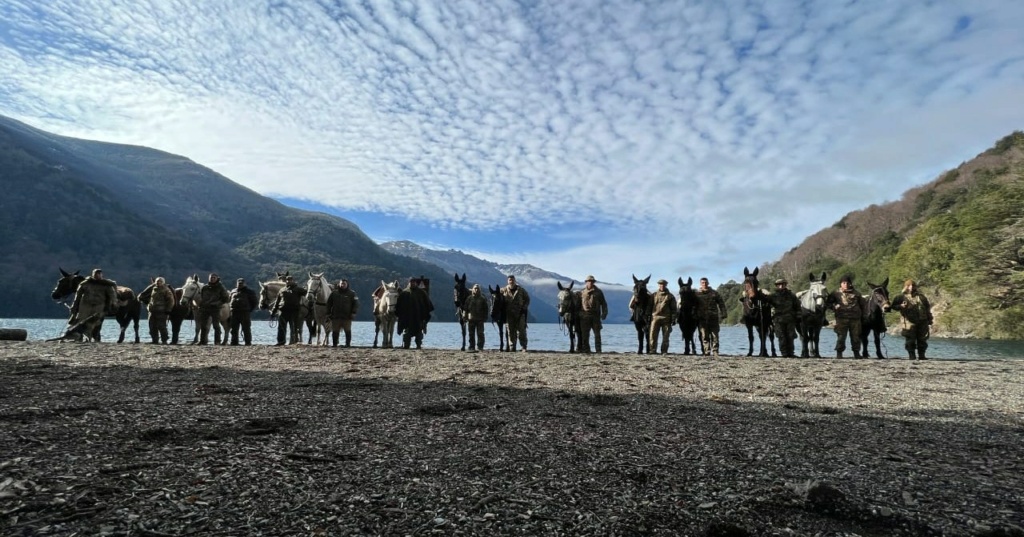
[657,278,668,285]
[91,268,103,278]
[775,278,787,285]
[585,275,596,282]
[840,274,853,284]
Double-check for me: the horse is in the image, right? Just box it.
[179,274,230,345]
[138,277,192,345]
[372,280,400,348]
[258,272,312,343]
[860,278,892,359]
[50,268,141,343]
[629,274,652,354]
[488,285,508,352]
[741,266,776,357]
[305,272,333,346]
[796,272,828,358]
[453,273,470,351]
[556,281,582,353]
[676,277,701,355]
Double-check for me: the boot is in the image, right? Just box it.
[836,351,843,359]
[345,332,351,347]
[908,350,917,360]
[918,350,927,360]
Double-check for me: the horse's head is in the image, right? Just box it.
[453,273,469,309]
[179,274,202,306]
[376,280,399,315]
[632,274,650,299]
[742,266,761,298]
[258,280,276,310]
[488,284,507,322]
[306,272,330,303]
[556,281,577,314]
[800,272,828,312]
[52,267,83,301]
[866,278,892,313]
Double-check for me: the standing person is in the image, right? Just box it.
[228,278,258,346]
[396,278,433,349]
[579,275,608,353]
[502,275,531,352]
[326,279,359,347]
[272,276,306,345]
[196,273,229,345]
[825,275,867,358]
[649,278,678,354]
[694,277,727,356]
[69,268,118,341]
[146,277,175,344]
[463,284,490,352]
[891,279,934,360]
[769,278,802,358]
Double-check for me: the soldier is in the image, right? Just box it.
[769,278,802,358]
[694,277,727,356]
[891,279,934,360]
[463,284,490,351]
[579,275,608,353]
[326,279,359,347]
[825,275,867,358]
[196,273,229,345]
[228,278,258,346]
[272,275,306,345]
[649,278,678,354]
[70,268,118,342]
[146,277,175,344]
[502,275,531,352]
[397,278,433,349]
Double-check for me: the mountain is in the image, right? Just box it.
[759,131,1024,339]
[0,115,456,321]
[380,241,636,323]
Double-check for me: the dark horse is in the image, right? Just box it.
[138,278,192,345]
[454,273,470,351]
[796,272,828,358]
[629,274,652,354]
[488,285,508,352]
[556,281,582,353]
[860,278,892,359]
[676,277,701,355]
[741,266,776,357]
[51,268,141,343]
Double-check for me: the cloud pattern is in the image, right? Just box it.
[2,0,1023,284]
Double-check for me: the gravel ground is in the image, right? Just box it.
[1,341,1022,537]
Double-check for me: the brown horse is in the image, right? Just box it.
[741,266,776,357]
[51,268,141,343]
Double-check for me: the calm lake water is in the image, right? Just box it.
[2,319,1023,361]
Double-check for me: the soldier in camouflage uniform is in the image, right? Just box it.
[463,284,490,352]
[769,278,802,358]
[694,277,727,356]
[579,275,608,354]
[825,275,867,358]
[891,279,933,360]
[502,275,530,352]
[649,279,678,354]
[70,268,118,342]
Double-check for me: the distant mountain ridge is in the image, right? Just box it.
[0,114,455,321]
[380,241,636,323]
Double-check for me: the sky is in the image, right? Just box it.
[2,1,1023,288]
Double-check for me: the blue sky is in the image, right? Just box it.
[2,1,1023,287]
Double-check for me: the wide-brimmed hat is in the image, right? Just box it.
[585,275,596,282]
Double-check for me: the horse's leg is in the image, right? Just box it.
[874,331,884,359]
[767,325,777,357]
[460,320,467,351]
[745,324,755,356]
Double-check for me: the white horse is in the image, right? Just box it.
[179,274,230,345]
[305,272,333,346]
[373,280,400,349]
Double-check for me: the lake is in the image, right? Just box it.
[2,318,1022,360]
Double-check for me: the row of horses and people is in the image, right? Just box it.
[558,267,926,359]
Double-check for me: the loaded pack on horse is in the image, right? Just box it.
[372,280,400,348]
[795,272,829,358]
[453,273,470,351]
[488,284,508,352]
[179,274,230,345]
[51,268,141,343]
[676,277,701,355]
[860,278,892,359]
[556,280,582,353]
[741,266,776,357]
[628,274,652,354]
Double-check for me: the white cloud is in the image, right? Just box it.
[2,0,1023,287]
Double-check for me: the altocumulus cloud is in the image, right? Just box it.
[1,0,1023,284]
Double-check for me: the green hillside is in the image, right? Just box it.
[760,131,1024,339]
[0,115,455,321]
